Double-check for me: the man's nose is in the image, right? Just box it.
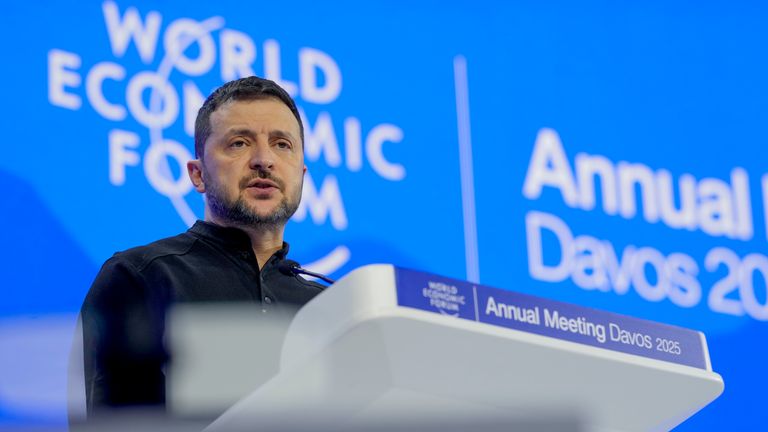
[248,142,275,171]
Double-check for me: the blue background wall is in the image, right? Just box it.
[1,1,766,429]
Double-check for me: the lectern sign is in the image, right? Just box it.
[395,267,710,370]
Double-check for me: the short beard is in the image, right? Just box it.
[203,170,300,229]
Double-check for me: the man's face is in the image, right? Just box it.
[188,98,306,228]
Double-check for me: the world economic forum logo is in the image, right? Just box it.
[421,280,468,317]
[46,1,409,274]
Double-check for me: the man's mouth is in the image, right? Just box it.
[246,179,280,190]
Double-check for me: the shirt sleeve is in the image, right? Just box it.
[80,255,167,415]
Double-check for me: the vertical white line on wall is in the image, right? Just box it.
[762,174,768,242]
[454,55,480,283]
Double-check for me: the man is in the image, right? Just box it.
[80,76,325,415]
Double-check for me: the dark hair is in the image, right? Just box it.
[194,76,304,158]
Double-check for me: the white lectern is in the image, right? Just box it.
[205,265,723,432]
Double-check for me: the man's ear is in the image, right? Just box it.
[187,159,206,193]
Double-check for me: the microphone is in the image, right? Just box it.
[277,259,336,285]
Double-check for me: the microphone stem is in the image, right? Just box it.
[295,268,336,285]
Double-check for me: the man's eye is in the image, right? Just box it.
[276,141,292,149]
[230,140,246,148]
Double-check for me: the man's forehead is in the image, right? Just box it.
[211,98,296,125]
[204,98,303,150]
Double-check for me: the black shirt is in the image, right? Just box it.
[80,220,324,415]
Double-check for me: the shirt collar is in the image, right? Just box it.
[188,220,290,259]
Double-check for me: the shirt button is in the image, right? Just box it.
[264,296,272,304]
